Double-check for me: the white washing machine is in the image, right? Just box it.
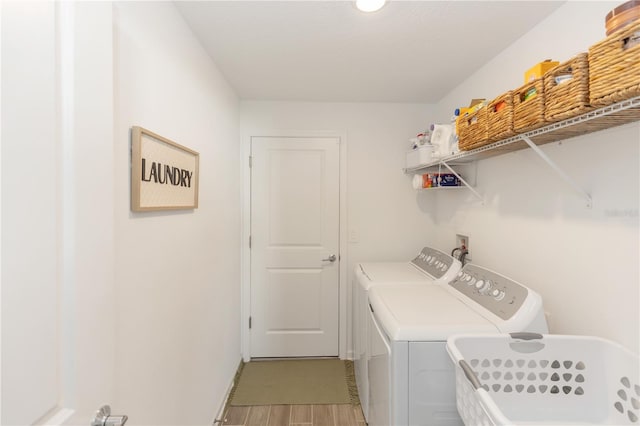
[353,247,461,422]
[367,263,548,426]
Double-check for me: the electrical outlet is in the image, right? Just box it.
[456,234,470,261]
[349,229,359,243]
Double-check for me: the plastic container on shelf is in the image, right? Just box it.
[447,333,640,426]
[412,173,461,189]
[405,144,435,169]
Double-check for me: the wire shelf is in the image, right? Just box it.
[404,96,640,174]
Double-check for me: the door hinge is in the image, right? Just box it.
[249,235,252,248]
[249,316,252,329]
[249,156,252,168]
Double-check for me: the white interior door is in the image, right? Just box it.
[2,3,118,425]
[2,3,60,424]
[250,136,340,358]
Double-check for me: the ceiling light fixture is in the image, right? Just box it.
[355,0,386,13]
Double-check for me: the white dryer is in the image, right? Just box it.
[353,247,461,422]
[367,263,548,426]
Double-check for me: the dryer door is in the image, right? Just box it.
[353,277,369,421]
[408,342,463,426]
[367,306,391,426]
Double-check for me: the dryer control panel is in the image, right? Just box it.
[411,247,455,279]
[448,264,529,320]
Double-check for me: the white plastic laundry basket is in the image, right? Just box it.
[446,333,640,426]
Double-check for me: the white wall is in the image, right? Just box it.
[432,2,639,353]
[241,101,436,355]
[113,3,241,425]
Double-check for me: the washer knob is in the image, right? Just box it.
[457,271,463,278]
[492,289,506,301]
[475,280,492,294]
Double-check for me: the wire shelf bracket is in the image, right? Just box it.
[520,135,592,208]
[440,160,484,204]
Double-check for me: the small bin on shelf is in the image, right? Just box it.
[589,20,640,106]
[544,52,592,122]
[405,144,435,169]
[447,333,640,426]
[458,107,489,151]
[513,78,546,132]
[487,91,515,142]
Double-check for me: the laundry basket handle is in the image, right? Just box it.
[459,360,482,390]
[509,332,543,340]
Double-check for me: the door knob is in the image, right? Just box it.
[91,405,128,426]
[322,254,337,262]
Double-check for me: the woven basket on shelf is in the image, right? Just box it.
[457,106,489,151]
[487,91,515,142]
[544,53,592,121]
[589,20,640,106]
[513,78,546,132]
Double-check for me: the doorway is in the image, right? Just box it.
[248,136,342,358]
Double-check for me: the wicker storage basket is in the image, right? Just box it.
[544,53,592,122]
[589,21,640,106]
[487,92,515,142]
[513,78,546,132]
[458,106,489,151]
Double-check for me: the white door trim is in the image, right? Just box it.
[240,130,348,361]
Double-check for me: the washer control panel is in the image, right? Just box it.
[411,247,455,279]
[448,264,529,320]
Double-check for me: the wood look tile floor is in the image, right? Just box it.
[222,404,366,426]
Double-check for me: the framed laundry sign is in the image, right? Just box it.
[131,126,199,212]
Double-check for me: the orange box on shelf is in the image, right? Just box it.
[524,59,559,83]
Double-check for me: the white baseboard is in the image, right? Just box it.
[38,408,75,426]
[344,349,354,361]
[210,358,243,425]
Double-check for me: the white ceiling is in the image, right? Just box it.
[176,1,565,103]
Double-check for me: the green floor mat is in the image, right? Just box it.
[228,359,359,406]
